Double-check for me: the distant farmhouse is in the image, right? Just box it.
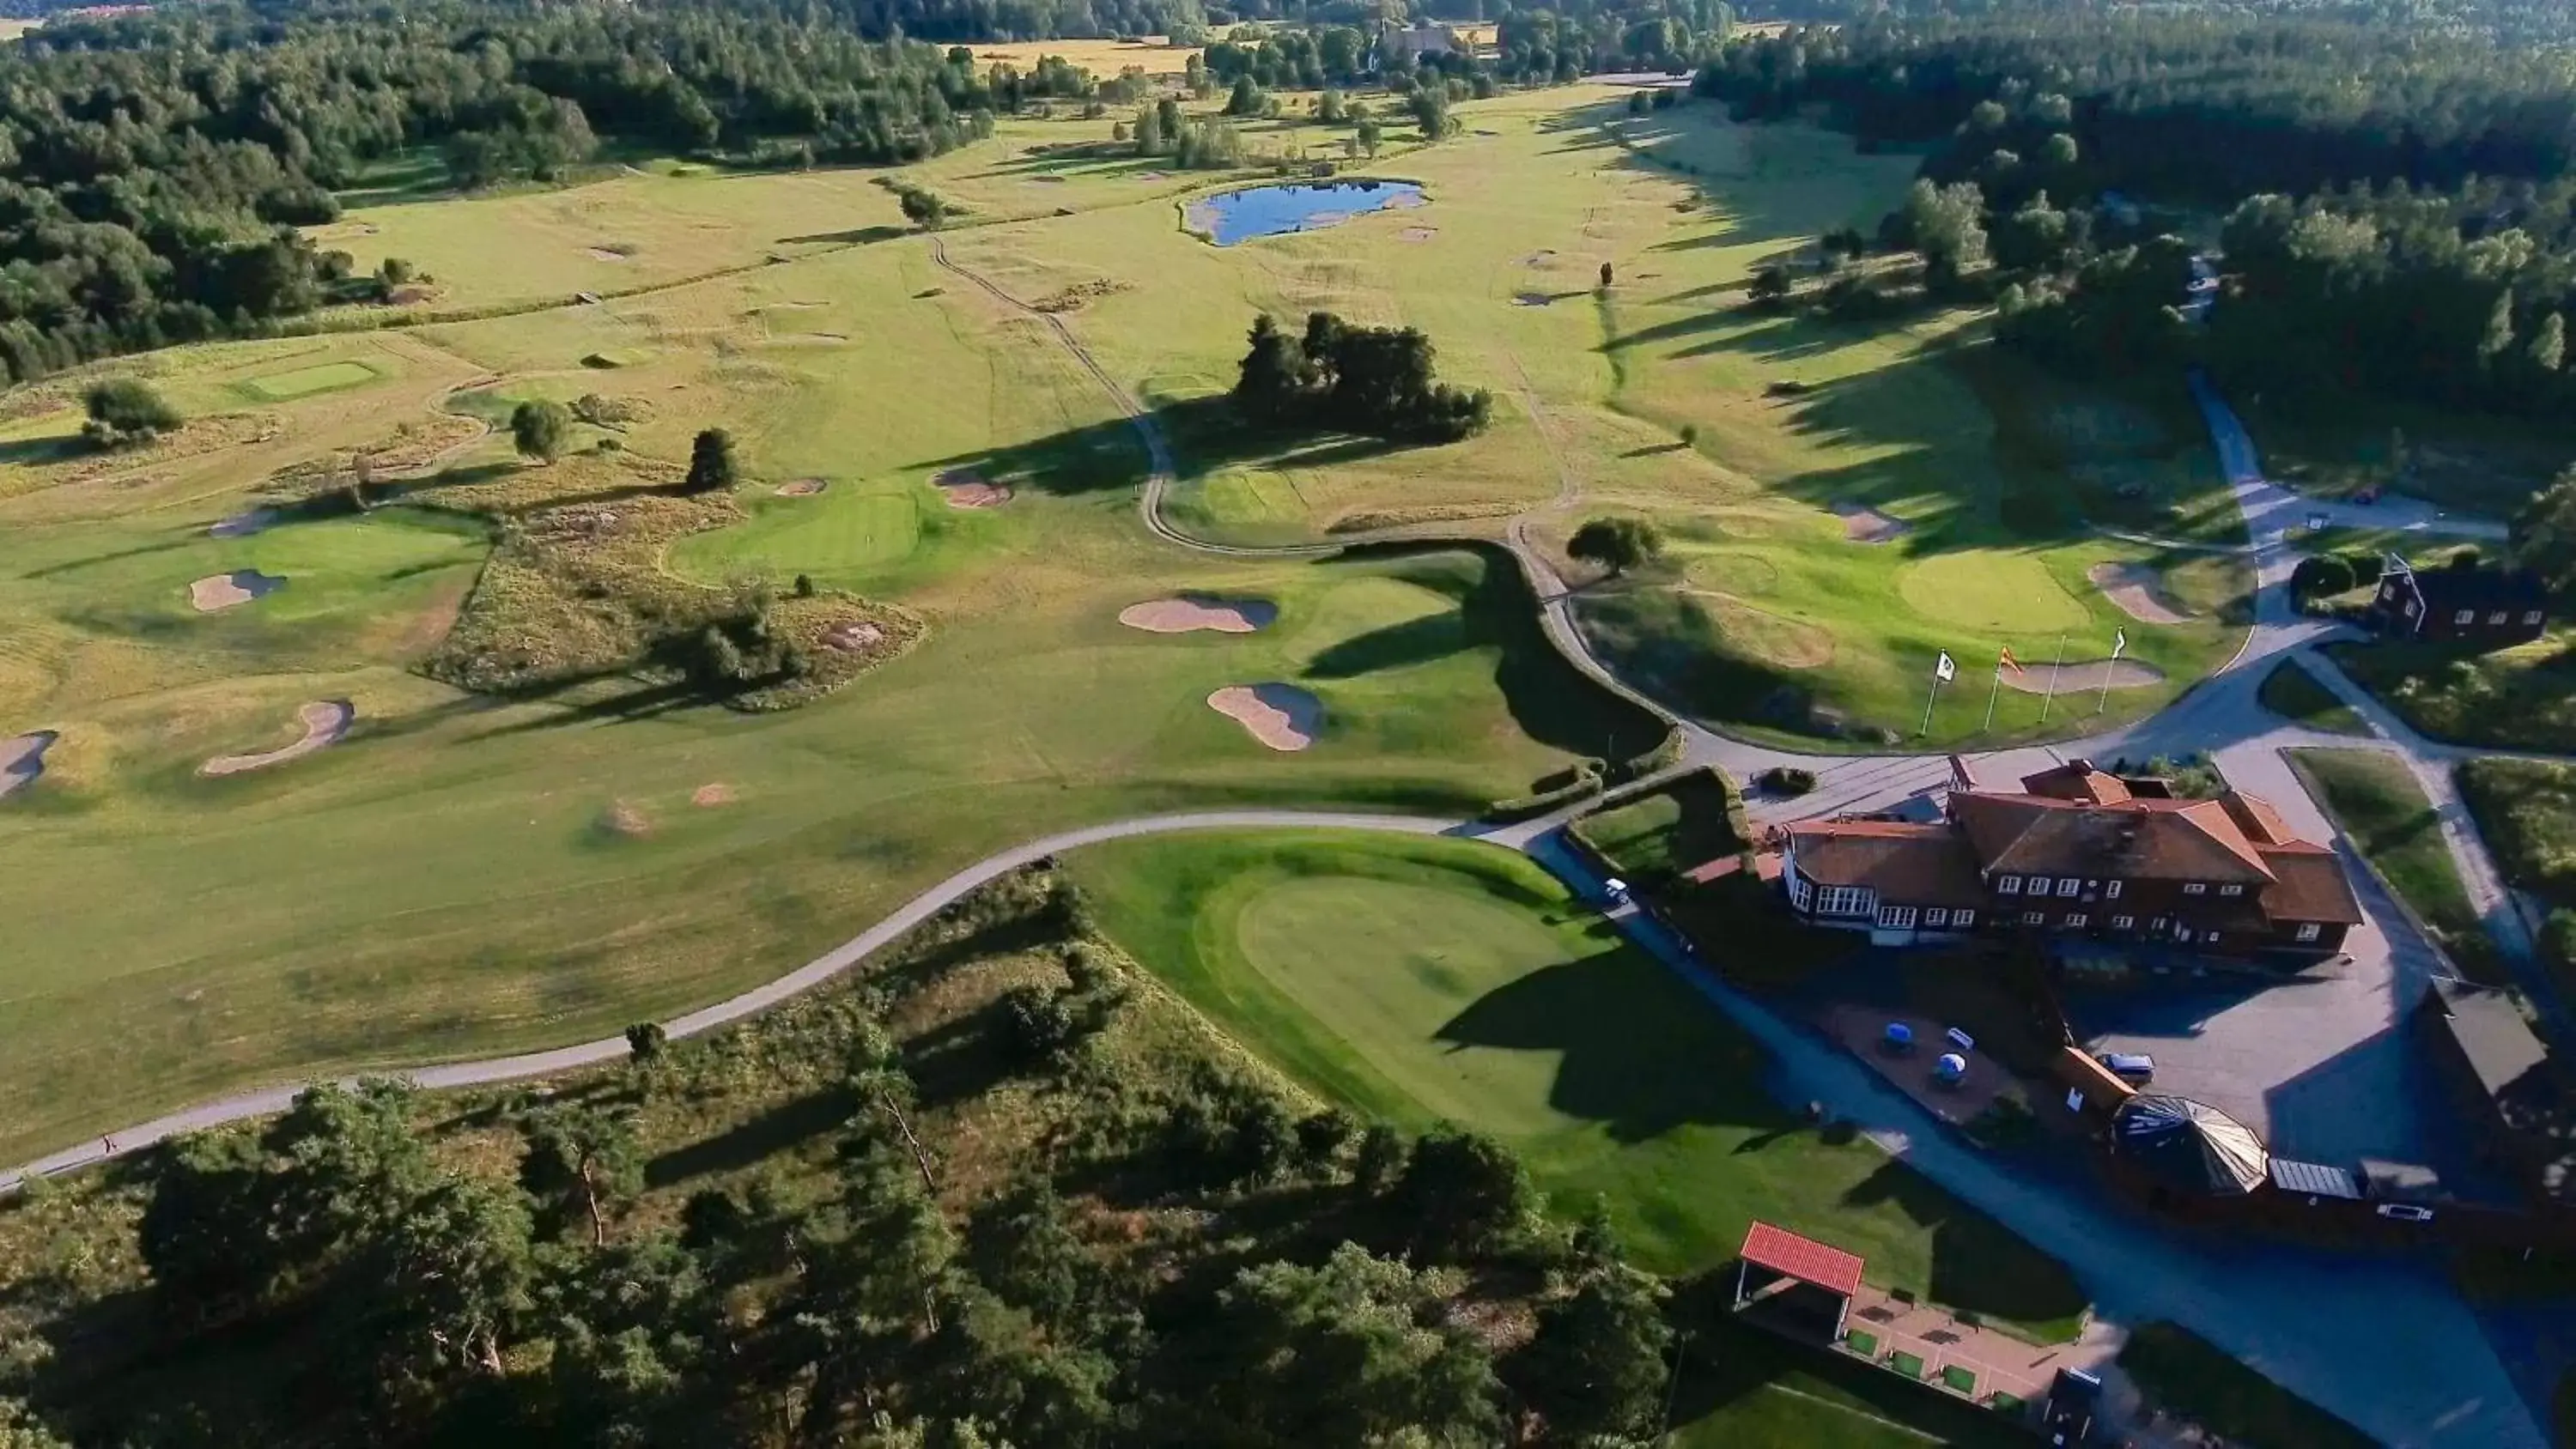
[1378,19,1462,64]
[1777,758,2363,960]
[2369,554,2547,647]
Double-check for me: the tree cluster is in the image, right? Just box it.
[1232,311,1493,443]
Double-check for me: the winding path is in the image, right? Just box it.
[5,236,2562,1447]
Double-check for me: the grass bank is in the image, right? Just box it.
[2324,634,2576,754]
[2287,749,2500,981]
[2257,659,2366,735]
[2117,1322,2378,1449]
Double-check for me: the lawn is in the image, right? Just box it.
[2117,1321,2378,1449]
[1570,766,1752,886]
[1068,828,2091,1342]
[2326,634,2576,754]
[235,359,380,402]
[2286,748,2501,981]
[2257,658,2368,735]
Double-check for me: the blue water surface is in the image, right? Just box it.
[1191,180,1426,245]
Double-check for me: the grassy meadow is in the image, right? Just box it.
[2287,748,2500,980]
[1070,828,2090,1343]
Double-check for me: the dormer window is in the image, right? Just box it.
[2220,884,2245,897]
[2183,882,2208,895]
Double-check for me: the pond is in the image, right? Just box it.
[1187,179,1427,245]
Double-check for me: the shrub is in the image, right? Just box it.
[2289,554,2355,598]
[1758,766,1817,796]
[82,378,182,448]
[683,427,739,494]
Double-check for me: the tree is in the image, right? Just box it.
[0,1400,70,1449]
[624,1022,667,1061]
[1356,116,1383,156]
[261,1081,438,1280]
[2532,312,2566,373]
[1515,1271,1671,1443]
[82,378,180,449]
[1207,1243,1502,1447]
[1406,86,1451,141]
[2288,554,2355,599]
[1567,517,1665,577]
[1746,264,1793,306]
[1224,73,1264,116]
[898,186,948,227]
[2481,288,2518,366]
[519,1101,645,1246]
[1599,261,1614,289]
[512,399,572,464]
[1352,1123,1408,1197]
[367,1176,537,1384]
[140,1128,283,1312]
[1899,179,1988,286]
[850,1018,939,1194]
[1318,88,1347,124]
[683,427,739,494]
[2516,467,2576,601]
[1397,1129,1536,1262]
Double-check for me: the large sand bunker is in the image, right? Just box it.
[1831,501,1910,544]
[1,730,57,800]
[2088,561,2194,625]
[1119,594,1279,634]
[935,467,1013,508]
[189,569,286,612]
[776,477,828,497]
[2000,659,2166,694]
[209,507,279,538]
[1208,683,1321,751]
[200,700,353,777]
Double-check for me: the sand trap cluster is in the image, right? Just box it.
[209,507,279,538]
[1208,683,1321,751]
[189,569,286,612]
[776,477,829,497]
[1999,659,2166,694]
[825,621,885,652]
[1,730,57,800]
[1118,594,1279,634]
[1830,501,1910,545]
[2088,562,2194,625]
[935,467,1013,508]
[1400,227,1438,243]
[200,700,353,777]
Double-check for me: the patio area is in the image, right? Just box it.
[1839,1285,2104,1412]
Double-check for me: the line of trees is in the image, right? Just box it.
[1234,311,1494,443]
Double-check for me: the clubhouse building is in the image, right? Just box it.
[1777,758,2364,960]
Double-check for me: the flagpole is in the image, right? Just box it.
[2039,634,2065,723]
[1982,656,2003,732]
[2098,629,2127,714]
[1921,673,1942,736]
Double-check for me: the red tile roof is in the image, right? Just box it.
[1740,1221,1865,1297]
[1785,821,1987,906]
[2257,844,2366,925]
[1951,791,2275,883]
[2019,759,2133,804]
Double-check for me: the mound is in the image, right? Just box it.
[1829,500,1909,544]
[1208,683,1321,751]
[2000,659,2166,694]
[189,570,285,612]
[935,467,1013,509]
[1118,594,1279,634]
[1400,227,1438,242]
[209,507,279,538]
[1688,591,1836,670]
[1,730,57,800]
[2089,561,2194,625]
[200,700,353,777]
[825,621,885,652]
[776,477,828,497]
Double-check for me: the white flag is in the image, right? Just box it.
[1935,651,1957,682]
[2111,628,2128,660]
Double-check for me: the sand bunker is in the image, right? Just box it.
[1999,659,2166,694]
[209,507,279,538]
[1400,227,1438,243]
[1830,501,1910,545]
[692,782,736,807]
[598,800,652,837]
[776,477,828,497]
[1119,594,1279,634]
[2089,561,2194,625]
[935,467,1013,508]
[825,621,885,652]
[586,247,630,262]
[1,730,57,800]
[189,570,286,612]
[199,700,352,777]
[1207,683,1321,751]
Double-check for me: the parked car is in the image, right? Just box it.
[1601,877,1631,906]
[2044,1367,2103,1446]
[2376,1203,2436,1223]
[2095,1052,2157,1084]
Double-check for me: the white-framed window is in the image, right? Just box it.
[1924,907,1949,927]
[2105,880,2123,900]
[2489,611,2509,626]
[1876,905,1917,930]
[2022,910,2046,925]
[2111,914,2136,930]
[2454,609,2476,625]
[2183,882,2208,895]
[2296,922,2322,943]
[1996,875,2021,895]
[2151,915,2170,931]
[2056,877,2081,898]
[2221,883,2245,897]
[2526,610,2544,626]
[2063,912,2088,928]
[1953,909,1976,928]
[2205,932,2221,947]
[1815,885,1872,917]
[1789,875,1813,910]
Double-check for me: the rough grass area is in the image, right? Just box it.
[2287,749,2500,981]
[2458,757,2576,1003]
[2257,659,2367,735]
[1071,829,2090,1342]
[1571,767,1751,887]
[2117,1321,2378,1449]
[2325,634,2576,754]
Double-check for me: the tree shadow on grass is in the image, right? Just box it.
[1302,610,1468,680]
[1838,1159,2089,1334]
[644,1087,854,1189]
[1431,944,1788,1143]
[770,223,910,247]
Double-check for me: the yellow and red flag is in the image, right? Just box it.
[1999,646,2028,676]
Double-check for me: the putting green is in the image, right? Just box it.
[1895,550,2092,634]
[238,360,380,401]
[670,485,922,582]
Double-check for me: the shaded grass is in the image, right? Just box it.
[1570,766,1750,887]
[2287,749,2500,981]
[2257,659,2368,735]
[2458,757,2576,1006]
[2117,1321,2377,1449]
[1070,828,2089,1341]
[2325,634,2576,755]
